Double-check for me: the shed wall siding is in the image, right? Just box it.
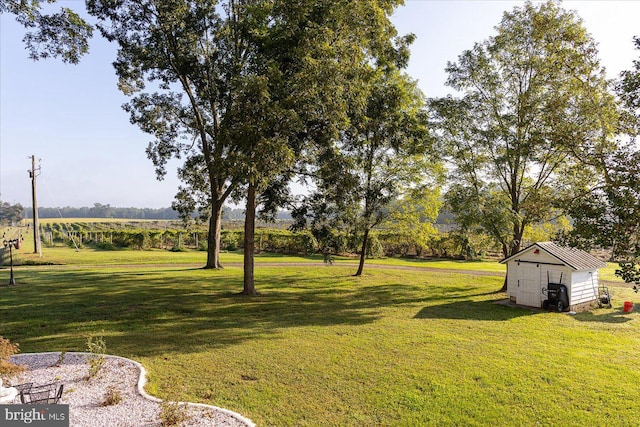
[571,270,599,305]
[541,265,569,287]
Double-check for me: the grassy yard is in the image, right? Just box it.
[1,259,639,426]
[6,243,627,290]
[4,223,626,284]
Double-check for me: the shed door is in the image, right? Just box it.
[517,264,541,307]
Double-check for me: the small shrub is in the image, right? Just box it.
[100,386,123,406]
[0,336,24,378]
[222,230,241,251]
[85,334,106,380]
[131,231,151,250]
[54,351,67,367]
[292,231,318,255]
[95,241,116,250]
[366,235,385,258]
[67,239,84,249]
[159,401,191,426]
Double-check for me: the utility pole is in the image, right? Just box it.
[29,155,41,256]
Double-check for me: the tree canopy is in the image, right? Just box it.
[560,144,640,256]
[618,36,640,124]
[562,35,640,290]
[300,67,440,276]
[1,0,93,63]
[429,0,620,262]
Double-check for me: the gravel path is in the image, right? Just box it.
[7,352,254,427]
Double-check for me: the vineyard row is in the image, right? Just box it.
[32,221,497,259]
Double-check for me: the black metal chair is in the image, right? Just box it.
[13,382,33,395]
[19,383,63,404]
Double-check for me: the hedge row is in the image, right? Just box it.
[38,223,496,260]
[40,228,201,251]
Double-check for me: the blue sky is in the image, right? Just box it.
[1,1,639,209]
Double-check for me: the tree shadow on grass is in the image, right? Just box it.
[414,299,537,321]
[0,268,391,356]
[572,309,634,324]
[0,266,511,356]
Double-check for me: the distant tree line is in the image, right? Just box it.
[22,203,181,220]
[0,201,24,225]
[17,203,293,221]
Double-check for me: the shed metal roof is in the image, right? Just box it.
[499,241,607,270]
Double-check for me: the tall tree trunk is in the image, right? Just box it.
[501,242,509,259]
[354,227,370,277]
[512,222,523,256]
[242,181,258,295]
[499,229,525,292]
[500,276,508,292]
[498,241,511,292]
[205,199,224,269]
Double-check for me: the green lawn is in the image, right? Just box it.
[8,243,627,290]
[5,240,324,266]
[1,260,639,426]
[5,223,625,284]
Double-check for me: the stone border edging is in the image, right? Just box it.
[15,352,256,427]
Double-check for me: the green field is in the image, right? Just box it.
[4,239,627,289]
[1,226,638,426]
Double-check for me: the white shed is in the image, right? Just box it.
[500,241,607,311]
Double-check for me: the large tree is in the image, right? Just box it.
[86,0,408,293]
[296,66,440,276]
[87,0,251,269]
[235,0,413,288]
[346,70,439,276]
[429,1,619,263]
[562,37,640,290]
[87,0,290,272]
[561,145,640,255]
[560,144,640,287]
